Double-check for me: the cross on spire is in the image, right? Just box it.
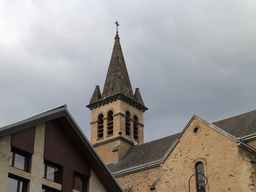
[115,21,119,34]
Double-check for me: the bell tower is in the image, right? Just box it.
[86,23,148,163]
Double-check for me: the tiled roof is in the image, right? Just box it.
[102,34,134,100]
[107,133,180,173]
[212,109,256,138]
[87,33,147,111]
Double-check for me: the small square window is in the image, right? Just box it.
[7,174,28,192]
[43,162,62,183]
[9,149,30,172]
[74,172,88,192]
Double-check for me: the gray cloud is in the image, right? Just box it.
[0,0,255,142]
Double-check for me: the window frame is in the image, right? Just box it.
[7,174,28,192]
[43,161,62,184]
[42,185,61,192]
[133,115,139,140]
[125,111,130,136]
[195,162,206,192]
[107,111,114,135]
[97,114,104,138]
[73,172,88,192]
[9,148,30,172]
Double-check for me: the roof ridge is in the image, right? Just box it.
[213,109,256,123]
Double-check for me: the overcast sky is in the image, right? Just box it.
[0,0,255,142]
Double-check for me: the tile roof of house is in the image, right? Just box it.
[107,133,181,173]
[212,109,256,138]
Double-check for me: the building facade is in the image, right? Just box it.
[0,105,123,192]
[87,31,256,192]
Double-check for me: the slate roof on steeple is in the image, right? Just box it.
[134,88,145,106]
[89,85,102,104]
[101,33,133,99]
[87,32,148,112]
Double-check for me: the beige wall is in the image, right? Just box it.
[114,118,256,192]
[95,139,133,163]
[88,169,108,192]
[90,99,144,164]
[0,135,11,192]
[115,166,162,192]
[90,100,144,145]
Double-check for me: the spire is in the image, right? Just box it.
[89,85,101,104]
[134,88,145,106]
[101,25,133,99]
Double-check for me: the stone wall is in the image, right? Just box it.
[116,166,162,192]
[114,117,256,192]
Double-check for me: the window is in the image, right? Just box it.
[43,162,62,183]
[9,148,30,172]
[196,162,206,192]
[7,174,28,192]
[133,116,138,140]
[42,185,60,192]
[125,111,130,136]
[97,114,104,138]
[74,172,88,192]
[107,111,113,135]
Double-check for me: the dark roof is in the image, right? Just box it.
[134,88,145,106]
[0,105,123,192]
[102,34,133,100]
[87,33,147,112]
[89,85,102,104]
[212,109,256,138]
[107,133,180,173]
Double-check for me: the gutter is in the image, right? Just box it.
[237,142,256,155]
[112,159,161,177]
[238,133,256,142]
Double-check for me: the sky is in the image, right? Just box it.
[0,0,255,142]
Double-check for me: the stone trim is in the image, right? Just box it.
[112,160,161,177]
[90,120,98,125]
[86,94,148,112]
[93,136,134,148]
[113,111,126,117]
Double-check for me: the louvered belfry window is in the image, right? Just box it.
[107,111,113,135]
[97,114,104,138]
[126,111,130,136]
[133,116,138,140]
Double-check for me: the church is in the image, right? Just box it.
[87,28,256,191]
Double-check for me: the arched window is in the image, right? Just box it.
[107,111,113,135]
[97,114,104,138]
[126,112,130,136]
[133,116,138,140]
[195,162,206,192]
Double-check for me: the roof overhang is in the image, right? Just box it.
[86,94,148,112]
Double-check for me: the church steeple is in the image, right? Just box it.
[101,32,133,99]
[87,23,147,163]
[87,24,147,112]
